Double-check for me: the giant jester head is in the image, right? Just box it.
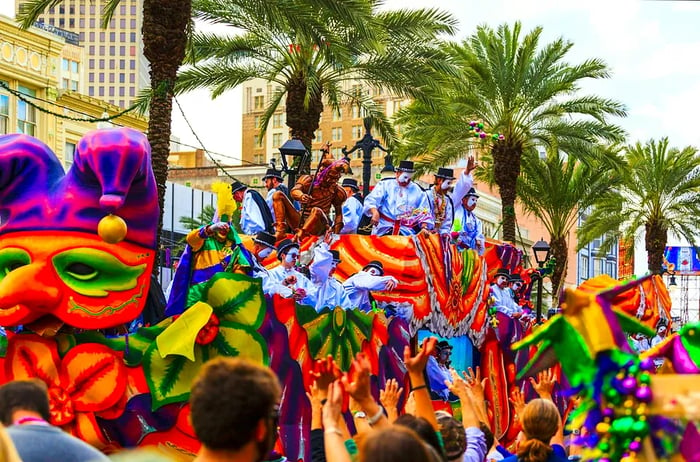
[0,128,158,330]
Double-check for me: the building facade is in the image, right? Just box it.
[15,0,149,108]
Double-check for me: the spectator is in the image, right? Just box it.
[190,357,281,462]
[501,399,567,462]
[0,379,109,462]
[0,425,21,462]
[359,426,434,462]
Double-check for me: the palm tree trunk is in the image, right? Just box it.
[286,72,324,175]
[645,220,668,274]
[492,141,522,243]
[142,0,191,273]
[549,234,568,297]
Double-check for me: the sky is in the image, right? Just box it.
[2,0,700,164]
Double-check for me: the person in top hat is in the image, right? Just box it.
[342,260,399,311]
[250,230,277,284]
[363,160,434,236]
[264,239,316,305]
[507,273,531,321]
[489,268,522,318]
[340,178,363,234]
[231,180,275,236]
[428,156,478,235]
[308,232,351,312]
[426,340,455,401]
[263,168,290,215]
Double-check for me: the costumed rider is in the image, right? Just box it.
[342,260,398,312]
[363,160,434,236]
[451,156,484,253]
[250,230,277,282]
[265,238,317,305]
[425,340,456,401]
[232,180,275,236]
[263,167,290,214]
[489,268,524,319]
[426,167,456,234]
[340,178,363,234]
[308,233,351,312]
[507,272,531,321]
[651,321,669,368]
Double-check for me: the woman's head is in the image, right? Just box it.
[517,399,561,462]
[358,426,433,462]
[395,414,445,461]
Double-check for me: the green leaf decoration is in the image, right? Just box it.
[211,321,269,366]
[203,273,265,328]
[55,334,77,358]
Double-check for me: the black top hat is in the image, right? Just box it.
[341,178,359,191]
[276,239,299,260]
[231,181,247,194]
[495,268,510,279]
[363,260,384,275]
[254,230,277,249]
[329,249,341,263]
[396,160,415,173]
[262,168,283,181]
[465,187,480,198]
[436,340,453,352]
[509,273,524,283]
[435,168,455,180]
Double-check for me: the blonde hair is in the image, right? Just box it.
[517,399,560,462]
[0,425,22,462]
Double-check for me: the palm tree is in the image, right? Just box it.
[578,138,700,274]
[394,22,627,243]
[179,204,216,230]
[176,0,457,171]
[517,149,620,294]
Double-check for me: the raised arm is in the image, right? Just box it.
[404,337,439,430]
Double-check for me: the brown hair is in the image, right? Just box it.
[190,357,281,452]
[0,380,50,426]
[358,426,434,462]
[517,399,560,462]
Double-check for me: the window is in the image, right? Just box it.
[605,261,616,278]
[579,254,589,282]
[70,81,78,91]
[0,92,9,134]
[314,130,323,142]
[352,125,362,139]
[130,33,136,43]
[254,154,264,164]
[64,142,76,169]
[254,96,264,110]
[272,133,283,148]
[593,258,603,277]
[71,61,78,73]
[110,33,116,42]
[253,134,263,148]
[254,116,262,128]
[17,87,36,136]
[99,74,105,83]
[62,58,69,71]
[272,113,283,128]
[119,73,125,83]
[110,46,116,56]
[333,109,342,121]
[351,105,361,119]
[62,78,70,89]
[332,127,342,141]
[332,147,342,157]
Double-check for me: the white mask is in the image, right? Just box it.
[259,247,273,258]
[285,250,299,264]
[398,172,412,184]
[441,180,452,191]
[467,197,478,208]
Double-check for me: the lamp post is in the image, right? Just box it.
[278,139,309,188]
[342,117,388,197]
[532,238,551,324]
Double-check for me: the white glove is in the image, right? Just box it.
[209,222,230,234]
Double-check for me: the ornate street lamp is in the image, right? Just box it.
[531,238,551,324]
[278,139,309,188]
[342,117,388,197]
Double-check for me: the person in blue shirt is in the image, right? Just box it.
[502,399,568,462]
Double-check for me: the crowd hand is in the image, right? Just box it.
[529,368,556,399]
[209,222,230,234]
[445,369,469,400]
[384,278,398,291]
[322,380,345,429]
[341,352,373,405]
[404,337,437,377]
[370,209,380,226]
[509,387,526,419]
[283,275,298,286]
[379,378,404,412]
[404,391,417,415]
[292,288,307,301]
[463,366,487,399]
[310,355,342,399]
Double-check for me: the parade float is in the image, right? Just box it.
[0,128,687,461]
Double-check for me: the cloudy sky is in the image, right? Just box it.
[3,0,700,164]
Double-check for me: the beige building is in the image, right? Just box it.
[15,0,149,108]
[1,14,147,166]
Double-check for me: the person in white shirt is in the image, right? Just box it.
[489,268,522,318]
[343,260,398,311]
[309,238,351,312]
[363,160,434,236]
[340,178,363,234]
[250,230,276,288]
[265,239,316,305]
[426,167,457,235]
[232,180,274,236]
[263,168,290,219]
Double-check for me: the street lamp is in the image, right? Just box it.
[342,117,388,197]
[278,139,309,188]
[531,238,551,324]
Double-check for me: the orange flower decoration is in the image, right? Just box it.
[5,334,127,448]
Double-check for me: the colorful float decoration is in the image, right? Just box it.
[0,130,677,460]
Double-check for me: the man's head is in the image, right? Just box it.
[362,260,384,277]
[0,379,51,426]
[462,188,479,212]
[190,358,281,459]
[231,181,248,203]
[263,169,283,191]
[436,411,466,462]
[434,168,455,195]
[342,178,360,198]
[277,239,300,269]
[329,250,341,275]
[509,273,524,293]
[395,160,415,187]
[657,323,668,337]
[253,231,277,261]
[435,340,452,366]
[494,268,510,289]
